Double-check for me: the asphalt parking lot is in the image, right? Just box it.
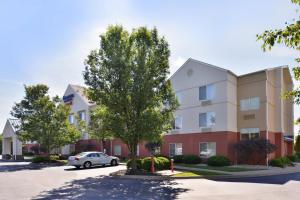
[1,160,300,200]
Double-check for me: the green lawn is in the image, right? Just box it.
[172,170,226,177]
[176,163,263,172]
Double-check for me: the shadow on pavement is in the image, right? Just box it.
[64,165,118,171]
[0,163,61,172]
[33,175,189,200]
[210,172,300,185]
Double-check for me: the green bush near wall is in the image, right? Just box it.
[126,156,170,171]
[172,155,201,164]
[207,155,231,167]
[269,156,293,168]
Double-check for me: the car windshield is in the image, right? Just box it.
[75,152,88,157]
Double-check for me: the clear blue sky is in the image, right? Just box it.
[0,0,299,131]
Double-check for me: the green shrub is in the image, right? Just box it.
[287,154,299,162]
[32,156,50,163]
[50,155,60,161]
[173,155,184,163]
[127,156,170,171]
[207,155,230,167]
[183,155,201,164]
[269,156,292,168]
[156,157,170,170]
[126,159,142,169]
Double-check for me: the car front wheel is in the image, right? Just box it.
[111,159,118,166]
[83,161,92,169]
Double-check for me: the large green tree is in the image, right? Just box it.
[257,0,300,103]
[11,84,81,155]
[83,25,178,170]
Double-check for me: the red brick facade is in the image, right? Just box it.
[74,131,293,165]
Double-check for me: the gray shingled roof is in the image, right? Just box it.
[8,118,21,132]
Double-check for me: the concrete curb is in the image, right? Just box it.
[174,166,232,175]
[110,169,300,180]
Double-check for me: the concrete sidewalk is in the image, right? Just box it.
[175,163,300,178]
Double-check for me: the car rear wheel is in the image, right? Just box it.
[83,161,92,169]
[111,159,118,166]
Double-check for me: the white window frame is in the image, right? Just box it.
[78,110,86,121]
[240,128,260,140]
[240,97,260,111]
[199,84,215,101]
[199,112,216,128]
[169,143,183,157]
[173,116,183,130]
[69,114,74,124]
[199,142,216,158]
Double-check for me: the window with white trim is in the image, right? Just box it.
[114,145,121,156]
[169,143,182,157]
[78,110,86,121]
[199,112,216,127]
[240,128,260,140]
[240,97,260,111]
[69,114,74,124]
[173,116,183,130]
[199,84,215,101]
[199,142,216,158]
[175,92,183,105]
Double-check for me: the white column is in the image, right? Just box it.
[2,138,11,155]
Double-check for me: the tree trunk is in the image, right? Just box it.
[128,143,138,172]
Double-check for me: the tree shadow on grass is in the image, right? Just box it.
[33,176,189,200]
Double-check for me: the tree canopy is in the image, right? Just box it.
[257,0,300,104]
[11,84,81,155]
[83,25,178,170]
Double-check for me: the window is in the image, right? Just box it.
[78,111,86,121]
[87,153,99,157]
[169,143,182,157]
[173,116,183,130]
[240,97,260,111]
[240,128,260,140]
[175,92,183,105]
[114,145,121,156]
[199,84,215,101]
[199,112,216,127]
[69,114,74,124]
[199,142,216,158]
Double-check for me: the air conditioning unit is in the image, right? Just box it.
[201,100,212,106]
[201,127,212,132]
[243,114,255,120]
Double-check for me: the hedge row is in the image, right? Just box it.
[172,155,201,164]
[207,155,231,166]
[269,155,298,168]
[126,156,170,171]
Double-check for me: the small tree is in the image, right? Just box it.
[295,134,300,153]
[234,139,277,164]
[83,25,178,171]
[11,84,82,156]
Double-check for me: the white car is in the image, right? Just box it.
[68,151,120,169]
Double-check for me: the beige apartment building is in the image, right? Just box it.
[160,58,294,164]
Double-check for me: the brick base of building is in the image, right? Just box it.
[74,131,293,165]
